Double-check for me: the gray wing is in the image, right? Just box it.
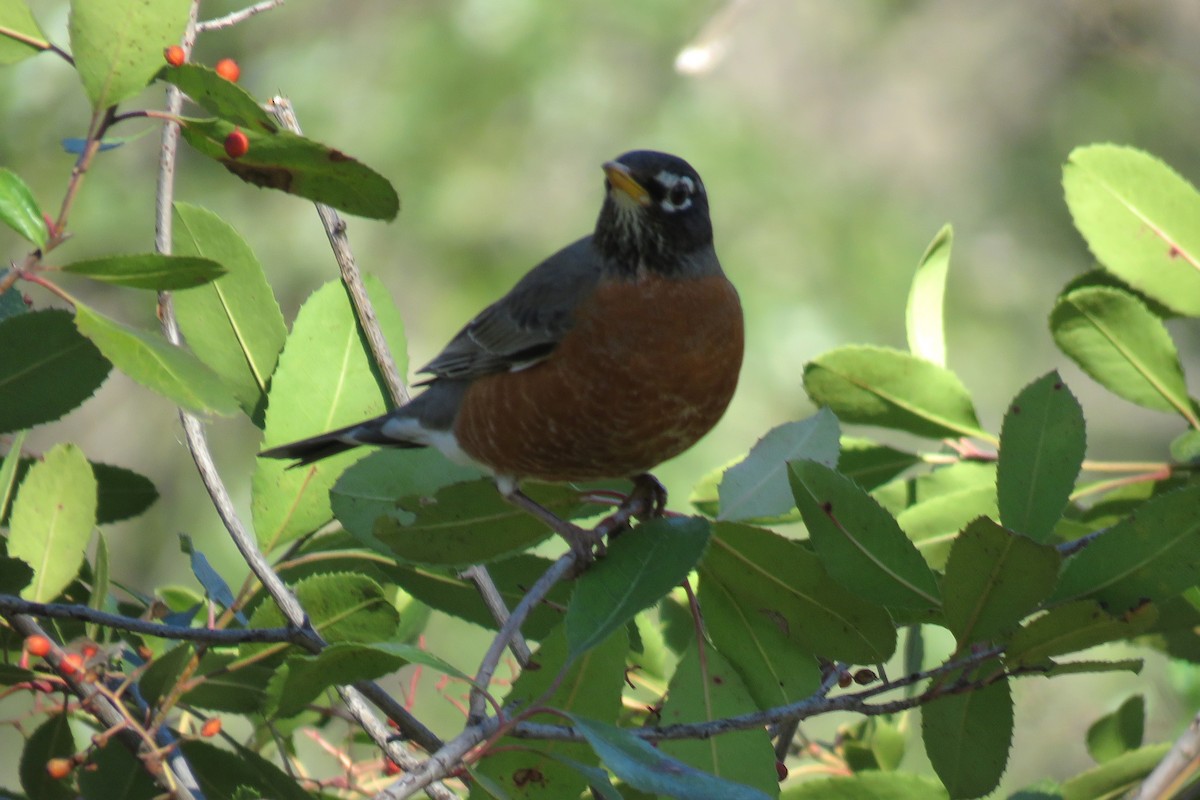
[418,236,603,381]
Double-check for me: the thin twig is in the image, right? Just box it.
[1134,710,1200,800]
[196,0,285,32]
[0,596,302,644]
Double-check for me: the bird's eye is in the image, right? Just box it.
[667,183,690,207]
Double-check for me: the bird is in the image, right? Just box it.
[260,150,744,561]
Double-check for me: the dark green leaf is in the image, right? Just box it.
[790,460,940,610]
[157,63,278,132]
[698,573,820,710]
[0,285,27,320]
[180,652,274,713]
[1050,286,1196,424]
[1062,144,1200,317]
[701,522,896,664]
[803,345,988,440]
[68,0,191,108]
[922,676,1013,799]
[6,457,158,524]
[658,643,779,798]
[1052,484,1200,610]
[268,642,469,718]
[0,309,111,433]
[567,516,711,659]
[1007,601,1158,667]
[0,1,48,64]
[480,627,628,799]
[1085,694,1144,764]
[717,409,840,522]
[8,443,95,602]
[73,302,239,416]
[1043,659,1143,678]
[569,715,773,800]
[893,464,999,570]
[906,223,953,366]
[138,642,193,706]
[180,739,313,800]
[60,253,225,290]
[253,276,406,550]
[180,117,399,220]
[838,438,921,492]
[19,714,76,800]
[942,518,1060,646]
[0,555,33,595]
[996,372,1087,542]
[0,167,47,245]
[78,740,158,799]
[172,202,287,424]
[1060,743,1171,800]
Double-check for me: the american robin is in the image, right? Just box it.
[260,150,744,560]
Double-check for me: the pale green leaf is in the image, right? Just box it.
[0,167,47,245]
[0,1,47,64]
[61,253,226,290]
[906,223,953,366]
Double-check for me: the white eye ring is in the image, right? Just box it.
[656,172,695,212]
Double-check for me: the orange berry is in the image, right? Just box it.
[80,643,99,660]
[164,45,185,67]
[215,58,240,82]
[224,129,249,159]
[384,759,401,776]
[60,653,83,676]
[46,757,73,780]
[25,635,52,657]
[200,718,222,738]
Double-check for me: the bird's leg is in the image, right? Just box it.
[500,485,606,563]
[597,473,668,539]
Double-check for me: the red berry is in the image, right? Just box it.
[164,45,185,67]
[215,58,240,82]
[200,718,222,738]
[224,129,249,159]
[60,653,83,676]
[46,757,73,780]
[80,643,99,660]
[25,635,52,657]
[384,759,401,776]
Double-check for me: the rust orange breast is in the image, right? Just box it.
[453,274,744,482]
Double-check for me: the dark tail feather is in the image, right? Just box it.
[258,414,424,467]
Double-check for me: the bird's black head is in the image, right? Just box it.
[593,150,713,276]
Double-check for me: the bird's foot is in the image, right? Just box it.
[502,487,607,569]
[597,473,668,540]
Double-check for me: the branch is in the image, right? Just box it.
[196,0,285,32]
[0,596,303,644]
[1134,709,1200,800]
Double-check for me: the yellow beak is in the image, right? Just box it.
[603,161,651,207]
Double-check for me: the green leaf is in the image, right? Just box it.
[838,437,921,491]
[803,345,988,440]
[0,284,27,319]
[717,409,840,522]
[922,675,1013,799]
[0,309,111,433]
[180,739,314,800]
[1086,694,1144,764]
[157,63,278,132]
[244,572,399,661]
[790,460,941,610]
[658,643,780,799]
[73,302,239,416]
[698,573,820,710]
[1169,429,1200,464]
[87,531,109,640]
[374,480,588,565]
[78,741,158,800]
[701,523,896,664]
[9,443,96,602]
[996,372,1087,542]
[172,203,287,424]
[60,253,225,290]
[780,772,949,800]
[1007,601,1158,667]
[1051,484,1200,610]
[180,652,275,713]
[1062,144,1200,317]
[19,714,76,800]
[1050,286,1197,425]
[906,223,953,366]
[0,1,47,64]
[893,464,999,570]
[1042,659,1143,678]
[253,276,406,551]
[179,117,400,220]
[567,516,711,659]
[0,428,26,523]
[568,715,773,800]
[7,457,158,524]
[381,553,571,640]
[268,642,469,718]
[67,0,191,109]
[1060,743,1171,800]
[0,167,47,245]
[941,518,1060,646]
[479,627,629,800]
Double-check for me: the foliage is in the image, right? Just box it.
[1,3,1199,800]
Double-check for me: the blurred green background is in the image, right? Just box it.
[5,0,1200,791]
